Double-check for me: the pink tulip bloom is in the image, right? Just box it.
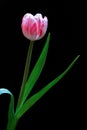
[21,13,48,41]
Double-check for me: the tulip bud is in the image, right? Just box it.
[21,13,48,41]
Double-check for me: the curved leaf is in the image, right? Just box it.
[0,88,14,120]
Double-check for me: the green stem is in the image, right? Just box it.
[6,116,18,130]
[16,41,34,110]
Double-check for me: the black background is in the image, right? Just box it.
[0,0,80,130]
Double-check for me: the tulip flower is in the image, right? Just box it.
[0,12,80,130]
[21,13,48,41]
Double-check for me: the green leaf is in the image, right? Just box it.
[0,88,14,120]
[15,55,80,119]
[0,88,17,130]
[21,33,50,105]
